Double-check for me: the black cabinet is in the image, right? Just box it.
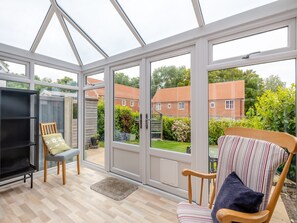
[0,88,39,188]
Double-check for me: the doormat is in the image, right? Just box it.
[90,177,138,201]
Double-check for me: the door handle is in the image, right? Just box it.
[145,114,149,129]
[140,114,142,129]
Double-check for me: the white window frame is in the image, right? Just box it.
[122,99,127,106]
[156,103,161,111]
[225,100,234,110]
[130,100,134,107]
[210,101,215,108]
[209,19,295,64]
[178,102,185,110]
[0,56,29,79]
[167,103,171,109]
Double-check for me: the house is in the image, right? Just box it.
[152,80,245,119]
[86,77,140,112]
[209,80,245,119]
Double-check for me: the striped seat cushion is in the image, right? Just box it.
[177,201,212,223]
[216,135,288,210]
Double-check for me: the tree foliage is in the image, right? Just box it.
[57,76,77,86]
[264,75,286,92]
[114,72,139,88]
[151,65,190,96]
[253,84,296,135]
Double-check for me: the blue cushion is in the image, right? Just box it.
[211,172,264,223]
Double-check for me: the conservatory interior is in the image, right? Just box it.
[0,0,296,222]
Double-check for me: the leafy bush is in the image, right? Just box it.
[208,118,257,145]
[97,100,105,139]
[172,119,190,142]
[163,116,176,141]
[98,102,139,140]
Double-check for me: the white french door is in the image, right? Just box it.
[110,48,195,199]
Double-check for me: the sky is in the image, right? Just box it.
[0,0,294,87]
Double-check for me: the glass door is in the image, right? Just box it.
[110,64,142,181]
[83,73,105,167]
[145,52,193,197]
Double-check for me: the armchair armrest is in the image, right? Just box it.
[182,169,216,207]
[182,169,216,179]
[216,208,270,223]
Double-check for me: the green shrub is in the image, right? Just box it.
[97,100,105,139]
[163,116,176,141]
[208,118,258,145]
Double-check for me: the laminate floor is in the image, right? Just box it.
[0,166,290,223]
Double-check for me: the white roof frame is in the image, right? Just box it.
[53,0,109,58]
[191,0,205,26]
[30,5,55,52]
[110,0,146,46]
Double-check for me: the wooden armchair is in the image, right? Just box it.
[177,127,297,223]
[40,122,80,185]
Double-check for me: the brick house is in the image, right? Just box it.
[209,80,245,119]
[152,86,191,118]
[86,78,140,112]
[152,80,245,119]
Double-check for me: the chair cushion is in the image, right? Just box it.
[46,148,79,161]
[216,135,288,210]
[42,133,71,155]
[211,172,264,223]
[177,201,213,223]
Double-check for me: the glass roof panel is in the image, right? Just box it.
[0,0,50,50]
[117,0,198,44]
[36,13,78,64]
[200,0,277,24]
[65,20,104,65]
[57,0,140,56]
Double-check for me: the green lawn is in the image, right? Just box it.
[99,139,218,157]
[151,140,191,153]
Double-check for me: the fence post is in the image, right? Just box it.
[64,97,73,146]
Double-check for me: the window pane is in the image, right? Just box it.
[84,89,105,166]
[36,13,78,64]
[0,60,26,76]
[151,54,191,153]
[65,20,104,64]
[113,66,140,145]
[213,27,288,61]
[57,0,140,56]
[85,73,104,86]
[200,0,276,24]
[0,80,29,90]
[34,65,77,86]
[0,0,50,50]
[117,0,198,44]
[36,85,78,170]
[208,60,296,221]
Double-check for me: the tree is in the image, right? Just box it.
[209,68,264,113]
[151,65,190,96]
[264,75,286,92]
[114,72,139,88]
[6,81,29,89]
[57,76,77,86]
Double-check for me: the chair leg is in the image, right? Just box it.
[77,154,80,175]
[57,161,60,175]
[44,159,47,182]
[62,160,66,185]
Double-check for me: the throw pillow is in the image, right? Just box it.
[211,172,264,223]
[42,133,71,155]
